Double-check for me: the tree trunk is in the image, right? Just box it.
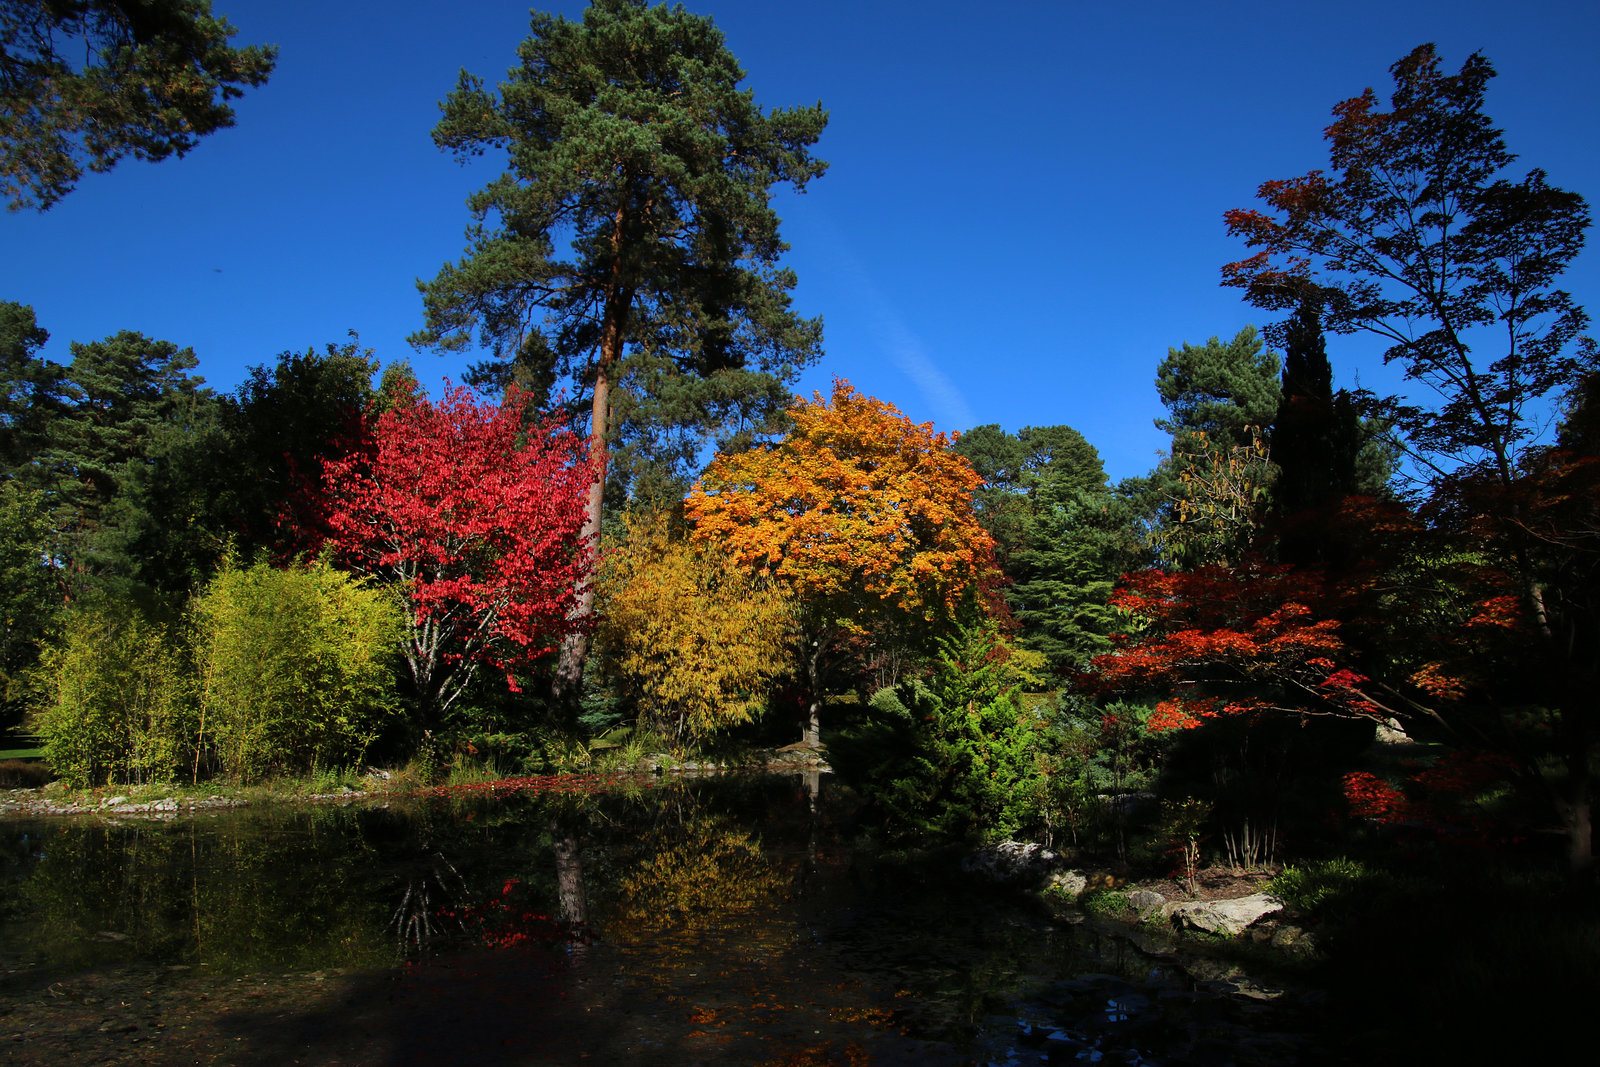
[803,635,823,747]
[553,211,631,701]
[1542,590,1594,881]
[1559,694,1595,880]
[1566,791,1593,878]
[551,368,608,698]
[551,817,588,925]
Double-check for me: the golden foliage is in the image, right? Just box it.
[607,815,789,945]
[596,510,799,744]
[684,379,996,628]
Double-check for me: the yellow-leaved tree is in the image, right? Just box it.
[595,510,799,747]
[685,379,997,746]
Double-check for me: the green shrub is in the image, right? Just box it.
[1081,887,1134,918]
[1032,696,1173,856]
[300,764,364,795]
[834,622,1049,840]
[590,725,670,772]
[1269,856,1380,919]
[0,481,57,728]
[192,559,403,781]
[31,601,196,787]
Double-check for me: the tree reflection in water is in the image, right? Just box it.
[608,812,788,946]
[388,849,468,955]
[550,816,587,925]
[0,774,1329,1065]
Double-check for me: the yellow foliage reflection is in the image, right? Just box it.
[605,814,790,947]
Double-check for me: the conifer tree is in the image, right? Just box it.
[955,423,1137,675]
[412,0,827,696]
[0,302,67,469]
[1,0,276,210]
[1149,327,1281,568]
[1267,301,1393,565]
[22,330,214,595]
[1270,303,1370,511]
[1154,327,1281,450]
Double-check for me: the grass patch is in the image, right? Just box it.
[276,765,369,796]
[444,757,502,788]
[589,726,673,772]
[1268,856,1387,920]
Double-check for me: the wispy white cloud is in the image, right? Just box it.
[869,305,975,430]
[808,215,974,430]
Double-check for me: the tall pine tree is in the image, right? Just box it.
[412,0,827,695]
[0,302,69,470]
[39,331,212,595]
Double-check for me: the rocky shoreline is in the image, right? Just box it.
[962,840,1319,999]
[1,786,253,819]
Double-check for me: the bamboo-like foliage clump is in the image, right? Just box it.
[32,603,194,788]
[191,558,404,781]
[596,510,799,745]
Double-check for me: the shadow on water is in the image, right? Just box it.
[0,774,1338,1065]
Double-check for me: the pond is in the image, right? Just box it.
[0,773,1336,1065]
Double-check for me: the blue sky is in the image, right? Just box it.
[3,0,1596,483]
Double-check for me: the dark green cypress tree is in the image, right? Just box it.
[1270,301,1342,517]
[1268,301,1397,565]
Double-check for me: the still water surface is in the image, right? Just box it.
[0,773,1331,1065]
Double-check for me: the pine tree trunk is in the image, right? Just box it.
[552,378,607,698]
[553,212,630,701]
[551,817,587,924]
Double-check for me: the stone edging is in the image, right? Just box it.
[962,840,1318,964]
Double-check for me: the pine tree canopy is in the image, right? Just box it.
[412,0,828,495]
[1,0,276,210]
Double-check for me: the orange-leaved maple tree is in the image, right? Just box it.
[319,384,591,725]
[684,379,997,745]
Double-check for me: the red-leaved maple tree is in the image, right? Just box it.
[1091,558,1400,733]
[1216,44,1600,873]
[319,384,591,723]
